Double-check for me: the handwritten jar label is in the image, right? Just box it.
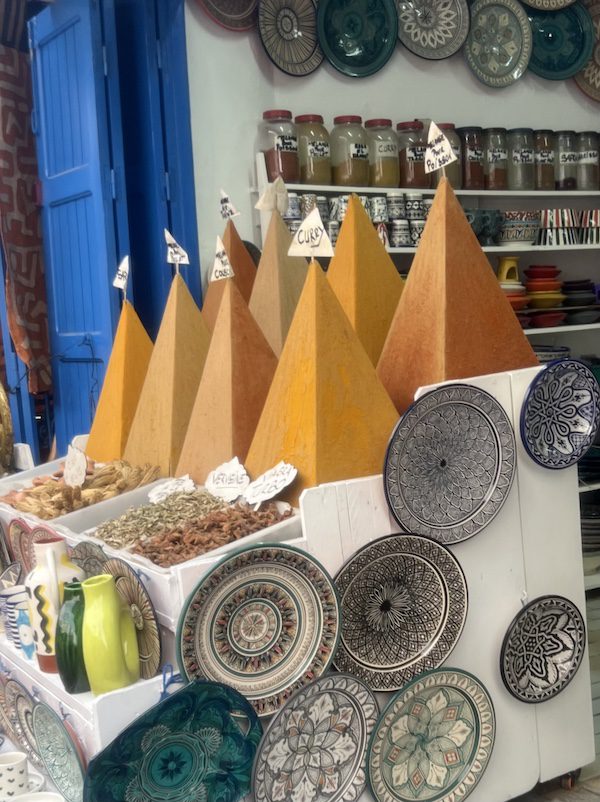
[406,146,426,162]
[579,150,599,165]
[350,142,369,160]
[466,146,483,162]
[535,149,554,165]
[276,134,298,153]
[512,148,534,164]
[487,147,508,163]
[376,141,398,157]
[559,151,578,165]
[307,140,330,158]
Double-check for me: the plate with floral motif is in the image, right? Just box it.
[396,0,470,59]
[193,0,258,31]
[32,702,85,802]
[367,668,495,802]
[574,2,600,100]
[464,0,532,87]
[528,4,594,79]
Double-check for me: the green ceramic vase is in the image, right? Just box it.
[55,581,90,694]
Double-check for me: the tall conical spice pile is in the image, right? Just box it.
[245,260,399,504]
[377,178,539,413]
[177,280,278,483]
[124,274,211,475]
[86,301,153,462]
[328,194,404,365]
[249,211,308,357]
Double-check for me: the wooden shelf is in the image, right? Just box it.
[524,322,600,335]
[386,243,600,254]
[255,181,600,198]
[580,482,600,494]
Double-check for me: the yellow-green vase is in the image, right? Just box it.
[81,574,139,695]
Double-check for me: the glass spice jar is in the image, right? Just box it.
[295,114,331,185]
[330,115,369,187]
[577,131,599,191]
[507,128,534,190]
[483,128,508,190]
[365,119,399,187]
[533,130,555,191]
[431,123,462,189]
[457,126,484,190]
[555,130,578,190]
[397,121,430,188]
[259,109,299,182]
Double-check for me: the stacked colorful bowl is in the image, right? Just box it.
[499,279,529,311]
[538,209,581,246]
[522,265,566,327]
[581,210,600,245]
[562,278,600,324]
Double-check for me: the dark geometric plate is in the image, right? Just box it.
[84,680,262,802]
[500,595,585,703]
[3,678,43,768]
[32,702,85,802]
[521,359,600,469]
[384,384,516,544]
[259,0,324,76]
[396,0,470,59]
[333,534,467,691]
[253,674,379,802]
[177,544,340,717]
[193,0,258,31]
[574,1,600,100]
[367,668,495,802]
[317,0,399,77]
[465,0,532,87]
[528,4,594,79]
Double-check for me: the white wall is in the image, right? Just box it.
[185,0,600,285]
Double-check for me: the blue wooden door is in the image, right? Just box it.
[28,0,130,454]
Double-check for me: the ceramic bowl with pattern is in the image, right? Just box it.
[479,209,504,245]
[497,220,541,246]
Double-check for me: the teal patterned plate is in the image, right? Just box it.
[528,3,594,79]
[32,702,84,802]
[465,0,532,87]
[83,680,262,802]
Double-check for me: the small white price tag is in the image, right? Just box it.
[288,208,333,257]
[165,229,190,267]
[210,236,235,282]
[205,457,250,502]
[64,445,87,488]
[113,255,130,292]
[220,189,240,220]
[243,461,297,505]
[255,176,289,215]
[148,475,196,504]
[425,121,458,175]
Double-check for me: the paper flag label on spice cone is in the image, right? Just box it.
[243,461,297,505]
[64,445,87,488]
[425,122,457,174]
[220,189,240,220]
[113,256,130,291]
[255,176,289,215]
[288,208,333,257]
[210,236,235,282]
[205,457,250,502]
[148,476,196,504]
[165,228,190,265]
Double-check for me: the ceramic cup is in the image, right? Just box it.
[0,751,29,796]
[386,192,406,220]
[404,192,424,220]
[369,196,388,223]
[12,794,63,802]
[0,585,27,645]
[282,193,300,221]
[390,220,410,247]
[409,219,426,245]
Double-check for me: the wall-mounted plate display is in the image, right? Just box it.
[528,3,594,79]
[464,0,532,87]
[194,0,258,31]
[574,2,600,101]
[259,0,324,75]
[396,0,470,59]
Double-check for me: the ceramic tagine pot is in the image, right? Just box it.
[55,581,91,693]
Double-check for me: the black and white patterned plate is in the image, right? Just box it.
[258,0,323,76]
[396,0,470,59]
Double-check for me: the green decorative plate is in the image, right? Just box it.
[317,0,399,77]
[367,668,495,802]
[465,0,532,87]
[32,702,85,802]
[528,3,594,79]
[83,680,262,802]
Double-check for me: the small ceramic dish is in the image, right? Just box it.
[529,311,567,327]
[566,310,600,324]
[497,221,540,246]
[528,292,567,309]
[525,280,562,292]
[563,292,597,306]
[509,296,530,311]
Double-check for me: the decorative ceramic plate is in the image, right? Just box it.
[501,595,585,703]
[104,557,162,680]
[367,668,495,802]
[0,676,16,743]
[521,359,600,469]
[194,0,258,31]
[0,561,22,589]
[70,541,107,577]
[84,680,262,802]
[528,4,594,79]
[384,384,516,544]
[396,0,469,58]
[7,519,28,566]
[574,1,600,100]
[253,674,379,802]
[333,534,467,691]
[259,0,324,76]
[177,544,340,717]
[32,702,85,802]
[464,0,532,87]
[317,0,399,77]
[3,679,43,767]
[522,0,575,9]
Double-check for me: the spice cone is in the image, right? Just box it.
[222,219,256,302]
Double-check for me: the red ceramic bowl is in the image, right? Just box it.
[529,311,567,328]
[524,266,560,279]
[525,279,562,292]
[508,295,530,310]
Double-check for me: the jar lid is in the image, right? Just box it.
[396,120,424,130]
[438,123,456,130]
[263,109,293,120]
[456,126,483,134]
[295,114,324,123]
[534,129,553,135]
[508,128,534,134]
[365,118,392,128]
[578,131,597,136]
[334,115,362,124]
[483,127,507,134]
[555,130,576,135]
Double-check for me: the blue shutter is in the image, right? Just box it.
[28,0,130,454]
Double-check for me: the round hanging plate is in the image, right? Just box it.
[333,534,467,691]
[528,4,594,79]
[574,2,600,100]
[501,595,585,703]
[464,0,532,87]
[384,383,516,544]
[32,702,85,802]
[177,543,340,717]
[253,674,379,802]
[520,359,600,469]
[367,668,495,802]
[194,0,258,31]
[521,0,575,11]
[258,0,324,76]
[4,679,43,768]
[396,0,470,59]
[70,541,107,578]
[0,675,17,744]
[317,0,399,77]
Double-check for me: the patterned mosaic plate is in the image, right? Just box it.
[384,384,516,544]
[259,0,324,76]
[32,702,85,802]
[0,561,22,589]
[367,668,495,802]
[500,595,585,703]
[574,2,600,101]
[0,676,16,743]
[522,0,575,10]
[84,680,262,802]
[70,540,107,577]
[464,0,532,87]
[521,359,600,469]
[317,0,399,77]
[177,544,340,717]
[7,519,28,567]
[396,0,470,59]
[104,557,162,680]
[528,4,594,79]
[253,674,379,802]
[194,0,258,31]
[333,534,467,691]
[3,678,43,768]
